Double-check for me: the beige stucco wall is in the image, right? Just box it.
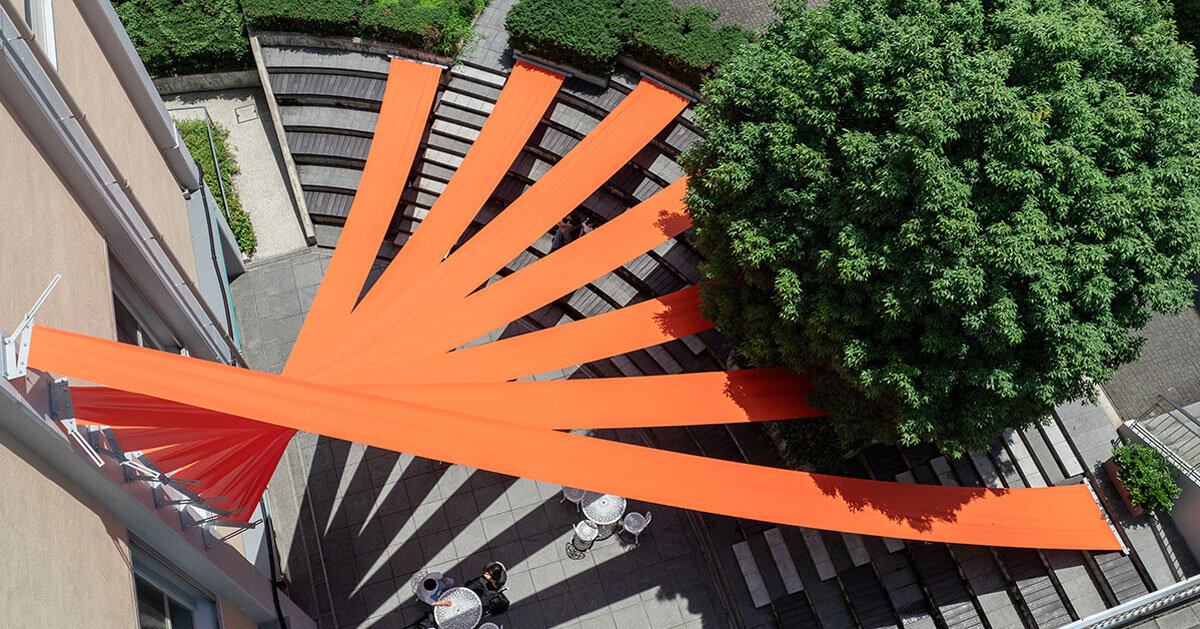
[0,424,138,628]
[0,95,115,342]
[51,0,198,282]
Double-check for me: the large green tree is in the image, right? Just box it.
[683,0,1200,454]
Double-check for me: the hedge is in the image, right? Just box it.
[241,0,487,56]
[176,119,258,256]
[506,0,751,86]
[114,0,251,76]
[506,0,622,76]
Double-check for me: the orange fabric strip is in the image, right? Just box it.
[285,58,443,378]
[360,61,563,313]
[377,286,713,383]
[328,80,690,370]
[338,368,821,428]
[331,179,692,380]
[30,326,1122,550]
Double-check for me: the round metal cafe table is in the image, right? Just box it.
[434,587,482,629]
[581,491,627,540]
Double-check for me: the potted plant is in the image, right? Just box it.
[1104,443,1182,516]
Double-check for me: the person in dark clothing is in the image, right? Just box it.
[550,217,575,251]
[467,562,509,616]
[466,562,506,595]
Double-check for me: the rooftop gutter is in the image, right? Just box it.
[70,0,202,194]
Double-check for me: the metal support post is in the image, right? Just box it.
[1,274,60,380]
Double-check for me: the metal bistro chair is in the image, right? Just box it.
[409,570,429,599]
[566,520,599,560]
[622,511,652,549]
[560,486,585,513]
[479,623,502,629]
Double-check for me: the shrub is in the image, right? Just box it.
[242,0,484,56]
[506,0,748,86]
[176,119,257,256]
[113,0,250,76]
[361,0,484,56]
[683,0,1200,453]
[241,0,364,38]
[1113,444,1182,513]
[506,0,623,76]
[616,0,751,86]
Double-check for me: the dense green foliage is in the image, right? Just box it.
[684,0,1200,454]
[763,417,857,474]
[1175,0,1200,58]
[506,0,622,75]
[114,0,250,76]
[506,0,750,85]
[1113,444,1181,513]
[177,120,257,256]
[241,0,486,56]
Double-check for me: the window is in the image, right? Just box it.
[19,0,56,68]
[110,255,183,353]
[114,295,162,350]
[135,575,196,629]
[131,544,218,629]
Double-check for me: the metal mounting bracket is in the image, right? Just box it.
[202,518,262,550]
[45,380,103,467]
[2,274,60,380]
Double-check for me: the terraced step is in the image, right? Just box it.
[271,72,386,104]
[261,45,390,76]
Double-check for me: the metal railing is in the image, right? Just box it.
[166,105,242,350]
[1128,394,1200,485]
[1062,574,1200,628]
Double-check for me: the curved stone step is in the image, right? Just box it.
[261,45,391,77]
[279,105,379,136]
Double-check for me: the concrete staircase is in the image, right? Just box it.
[710,419,1177,629]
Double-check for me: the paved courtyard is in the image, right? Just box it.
[232,252,736,628]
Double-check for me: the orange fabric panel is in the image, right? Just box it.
[361,61,563,312]
[285,58,443,377]
[338,368,821,428]
[329,80,691,370]
[378,286,713,383]
[29,326,1122,550]
[331,179,692,380]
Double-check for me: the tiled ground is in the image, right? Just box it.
[1103,306,1200,422]
[231,252,736,628]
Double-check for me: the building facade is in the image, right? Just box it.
[0,0,313,627]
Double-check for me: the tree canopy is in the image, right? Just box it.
[683,0,1200,454]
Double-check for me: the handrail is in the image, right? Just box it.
[1127,422,1200,487]
[1061,574,1200,628]
[1156,394,1200,436]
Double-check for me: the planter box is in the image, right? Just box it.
[1104,457,1145,518]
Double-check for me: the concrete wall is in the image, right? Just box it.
[0,423,137,628]
[51,0,197,281]
[0,94,114,342]
[221,601,260,629]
